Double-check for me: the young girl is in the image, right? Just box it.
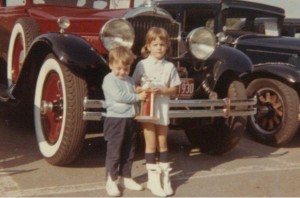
[132,27,181,197]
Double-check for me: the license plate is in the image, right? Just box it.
[172,78,194,99]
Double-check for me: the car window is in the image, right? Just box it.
[225,18,246,30]
[259,19,279,36]
[221,17,279,36]
[109,0,130,9]
[205,18,246,31]
[6,0,26,6]
[134,0,144,7]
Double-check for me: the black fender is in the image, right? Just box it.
[12,32,109,98]
[190,45,253,97]
[210,45,253,81]
[241,62,300,86]
[31,32,107,72]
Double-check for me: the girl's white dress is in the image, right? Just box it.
[132,55,181,126]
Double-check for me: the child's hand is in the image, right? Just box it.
[153,87,177,95]
[150,87,160,94]
[138,91,147,101]
[151,87,166,95]
[136,86,143,93]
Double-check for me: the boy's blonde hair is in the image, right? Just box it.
[109,46,135,66]
[141,27,171,58]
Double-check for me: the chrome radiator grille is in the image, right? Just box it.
[128,15,180,57]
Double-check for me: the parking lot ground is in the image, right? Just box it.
[1,106,300,197]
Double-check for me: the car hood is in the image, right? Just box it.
[29,6,129,21]
[28,5,173,35]
[236,35,300,53]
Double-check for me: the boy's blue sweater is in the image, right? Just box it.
[102,72,139,118]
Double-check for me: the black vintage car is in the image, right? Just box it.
[283,18,300,37]
[157,0,300,147]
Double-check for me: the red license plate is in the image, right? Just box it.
[172,78,194,99]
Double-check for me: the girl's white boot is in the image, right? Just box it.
[159,162,173,196]
[146,163,166,197]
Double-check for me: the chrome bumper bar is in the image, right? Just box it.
[83,97,257,121]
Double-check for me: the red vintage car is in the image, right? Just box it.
[0,0,256,165]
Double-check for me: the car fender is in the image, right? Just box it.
[201,45,253,92]
[210,45,253,79]
[183,45,253,98]
[241,62,300,85]
[12,32,108,98]
[31,32,107,71]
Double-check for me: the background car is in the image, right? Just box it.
[0,0,255,165]
[156,0,300,147]
[282,18,300,37]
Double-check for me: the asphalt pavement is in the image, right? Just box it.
[1,103,300,197]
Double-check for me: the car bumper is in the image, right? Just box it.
[82,97,257,121]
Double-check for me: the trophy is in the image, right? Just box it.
[135,76,158,122]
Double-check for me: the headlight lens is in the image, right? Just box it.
[187,27,216,60]
[100,18,135,51]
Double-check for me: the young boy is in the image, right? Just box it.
[102,46,146,197]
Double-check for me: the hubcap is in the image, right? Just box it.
[41,72,64,144]
[253,88,283,133]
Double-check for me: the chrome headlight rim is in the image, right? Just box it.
[100,18,135,51]
[186,27,216,60]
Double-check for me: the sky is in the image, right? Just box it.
[241,0,300,18]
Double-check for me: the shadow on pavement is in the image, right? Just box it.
[0,102,42,174]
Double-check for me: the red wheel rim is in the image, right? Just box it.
[41,71,64,144]
[12,35,24,83]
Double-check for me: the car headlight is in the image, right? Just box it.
[186,27,216,60]
[100,18,135,51]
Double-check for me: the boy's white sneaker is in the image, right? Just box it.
[119,177,144,191]
[106,176,121,197]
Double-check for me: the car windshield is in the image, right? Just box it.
[206,12,280,36]
[221,17,280,36]
[33,0,131,9]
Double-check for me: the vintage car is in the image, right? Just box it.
[156,0,300,147]
[282,18,300,37]
[0,0,256,165]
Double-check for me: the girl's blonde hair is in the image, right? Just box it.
[109,46,135,66]
[141,27,171,58]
